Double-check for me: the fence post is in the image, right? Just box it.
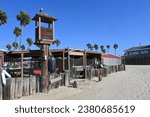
[15,77,23,98]
[65,70,70,86]
[22,77,29,96]
[0,68,2,100]
[0,81,2,100]
[60,73,65,86]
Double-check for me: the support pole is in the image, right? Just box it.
[41,45,49,93]
[68,49,70,70]
[83,50,87,79]
[21,53,24,78]
[62,51,65,71]
[52,20,54,40]
[38,17,41,40]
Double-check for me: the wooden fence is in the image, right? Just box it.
[0,75,63,100]
[92,64,126,78]
[0,76,36,100]
[0,65,125,100]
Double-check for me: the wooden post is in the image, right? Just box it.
[83,50,87,79]
[52,20,54,40]
[67,49,70,70]
[38,17,41,40]
[62,51,65,71]
[21,53,24,78]
[32,12,57,93]
[41,45,49,93]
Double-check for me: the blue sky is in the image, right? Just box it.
[0,0,150,55]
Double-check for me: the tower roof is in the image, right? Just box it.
[32,13,57,23]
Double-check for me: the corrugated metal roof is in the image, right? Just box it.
[102,54,121,59]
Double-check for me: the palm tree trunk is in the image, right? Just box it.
[107,49,109,53]
[14,36,17,51]
[15,37,17,43]
[19,26,23,50]
[28,45,30,50]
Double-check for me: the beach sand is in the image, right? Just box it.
[20,65,150,100]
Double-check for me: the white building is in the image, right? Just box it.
[102,54,121,66]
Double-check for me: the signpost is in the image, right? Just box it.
[32,10,57,93]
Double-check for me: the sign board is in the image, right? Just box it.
[35,27,53,44]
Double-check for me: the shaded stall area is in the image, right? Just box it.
[0,50,63,99]
[0,49,126,100]
[51,49,102,81]
[4,50,42,77]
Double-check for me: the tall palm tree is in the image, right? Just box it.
[12,42,18,50]
[113,43,118,55]
[16,11,30,50]
[13,27,22,46]
[94,44,99,52]
[86,43,92,51]
[0,9,8,26]
[102,48,106,54]
[106,45,110,53]
[26,37,33,50]
[100,45,104,52]
[20,44,25,50]
[100,45,106,54]
[89,45,93,51]
[53,39,61,49]
[6,44,12,51]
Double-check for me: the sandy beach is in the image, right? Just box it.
[20,65,150,100]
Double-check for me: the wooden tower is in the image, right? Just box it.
[32,10,57,93]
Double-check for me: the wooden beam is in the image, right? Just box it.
[21,53,24,78]
[83,50,87,79]
[62,51,65,71]
[41,45,49,93]
[52,20,54,40]
[68,49,70,70]
[38,17,41,40]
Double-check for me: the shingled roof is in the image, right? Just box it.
[32,13,57,23]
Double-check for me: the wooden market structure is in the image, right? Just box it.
[4,49,102,78]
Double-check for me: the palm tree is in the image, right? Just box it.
[26,37,33,50]
[0,9,8,26]
[53,39,61,49]
[16,11,30,50]
[89,45,93,51]
[94,44,99,52]
[106,45,110,53]
[6,44,12,51]
[113,43,118,55]
[102,48,106,54]
[100,45,104,52]
[100,45,106,54]
[13,27,22,46]
[86,43,92,51]
[20,44,25,50]
[12,42,18,50]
